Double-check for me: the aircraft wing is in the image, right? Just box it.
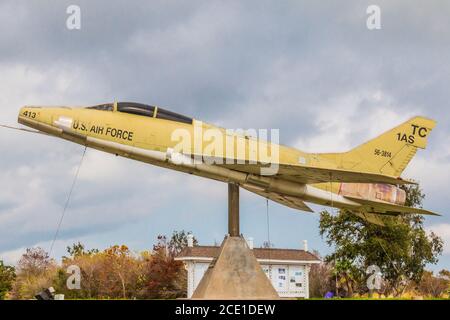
[217,162,415,185]
[241,184,314,213]
[343,196,440,216]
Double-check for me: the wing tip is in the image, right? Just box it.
[397,178,418,185]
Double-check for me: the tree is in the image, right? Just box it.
[100,245,141,299]
[40,232,196,300]
[319,184,443,297]
[57,243,143,299]
[17,247,53,277]
[6,230,224,299]
[416,270,450,297]
[11,247,57,299]
[168,230,198,255]
[308,251,335,298]
[0,260,16,299]
[65,241,99,258]
[262,241,274,248]
[140,233,187,299]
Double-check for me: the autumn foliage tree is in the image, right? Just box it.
[2,231,192,299]
[139,234,187,299]
[416,269,450,297]
[53,231,194,299]
[11,247,57,299]
[55,243,143,299]
[308,251,335,298]
[55,242,103,299]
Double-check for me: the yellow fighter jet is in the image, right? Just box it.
[17,102,439,224]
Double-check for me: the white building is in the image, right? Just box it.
[175,236,320,298]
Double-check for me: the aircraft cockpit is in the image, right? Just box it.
[85,102,192,124]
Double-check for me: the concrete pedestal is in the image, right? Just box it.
[191,236,279,299]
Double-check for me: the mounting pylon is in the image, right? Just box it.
[191,183,279,299]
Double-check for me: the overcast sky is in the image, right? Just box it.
[0,0,449,271]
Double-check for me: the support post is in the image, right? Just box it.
[228,183,240,237]
[191,182,279,299]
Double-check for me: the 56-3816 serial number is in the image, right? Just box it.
[374,148,392,158]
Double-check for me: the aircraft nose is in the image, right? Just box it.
[18,106,40,122]
[18,105,77,137]
[18,106,55,133]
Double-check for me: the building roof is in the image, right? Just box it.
[176,245,320,262]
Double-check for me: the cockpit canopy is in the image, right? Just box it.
[86,103,113,111]
[86,102,192,124]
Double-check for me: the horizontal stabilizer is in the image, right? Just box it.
[344,196,440,216]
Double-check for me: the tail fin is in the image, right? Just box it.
[340,116,436,176]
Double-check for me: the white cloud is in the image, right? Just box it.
[0,63,107,121]
[128,2,242,60]
[403,135,450,211]
[0,247,25,266]
[294,91,417,153]
[0,236,100,266]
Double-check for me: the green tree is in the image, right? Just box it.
[0,260,16,299]
[168,230,198,255]
[64,241,99,259]
[319,184,443,297]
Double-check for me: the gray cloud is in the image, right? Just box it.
[0,0,449,270]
